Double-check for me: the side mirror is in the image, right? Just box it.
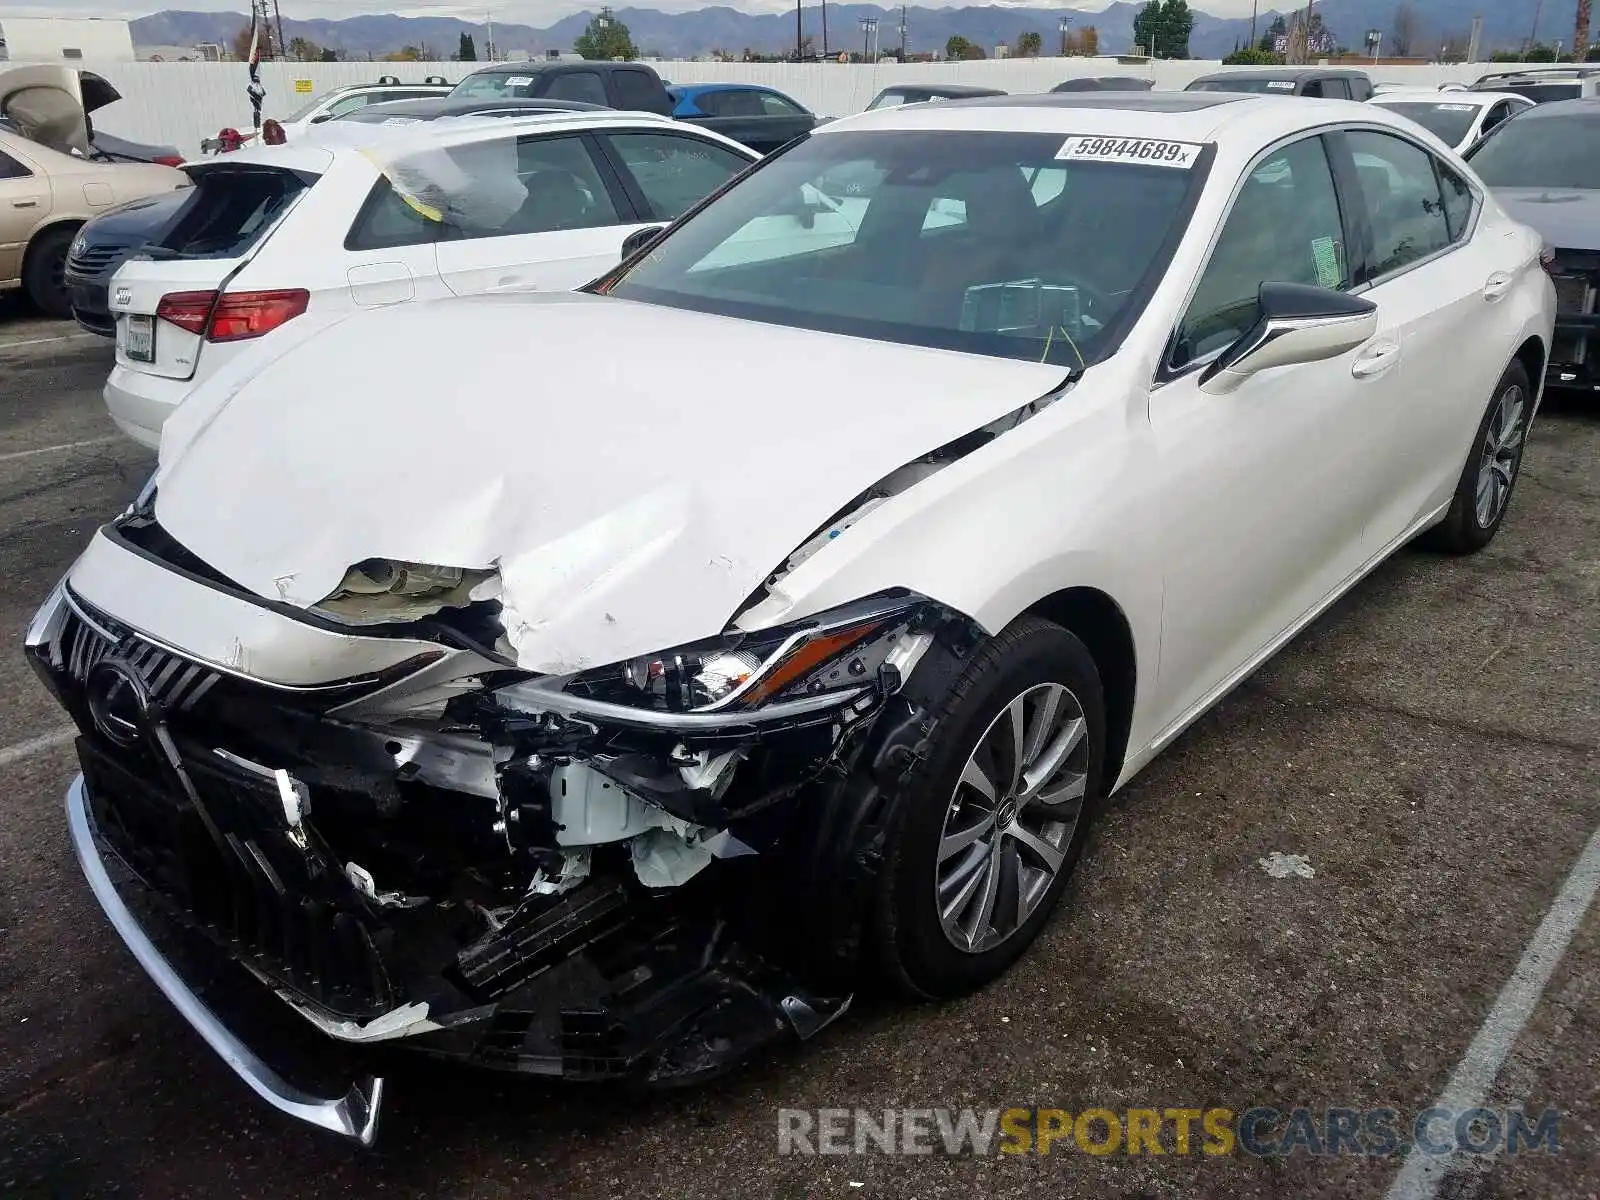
[310,112,333,124]
[1200,281,1378,395]
[621,225,666,259]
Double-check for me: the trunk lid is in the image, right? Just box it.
[112,162,317,381]
[0,65,119,157]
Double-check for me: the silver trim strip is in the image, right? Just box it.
[502,680,873,730]
[66,776,385,1145]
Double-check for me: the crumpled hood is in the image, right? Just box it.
[0,65,119,157]
[154,292,1065,673]
[1491,186,1600,252]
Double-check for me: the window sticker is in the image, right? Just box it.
[1055,136,1203,169]
[1311,235,1342,289]
[1267,80,1296,90]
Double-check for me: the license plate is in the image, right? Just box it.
[124,313,155,363]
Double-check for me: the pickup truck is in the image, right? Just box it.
[449,63,816,153]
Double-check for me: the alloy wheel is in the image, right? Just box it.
[1474,383,1527,529]
[934,682,1089,954]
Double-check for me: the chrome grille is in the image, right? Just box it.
[66,244,124,276]
[63,600,220,713]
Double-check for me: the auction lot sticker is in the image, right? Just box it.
[1056,136,1203,169]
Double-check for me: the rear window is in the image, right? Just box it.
[1466,113,1600,189]
[151,168,311,259]
[1497,81,1583,103]
[1375,101,1479,146]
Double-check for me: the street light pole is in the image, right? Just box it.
[822,0,829,59]
[795,0,802,60]
[1059,14,1071,55]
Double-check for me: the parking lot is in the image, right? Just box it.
[0,297,1596,1199]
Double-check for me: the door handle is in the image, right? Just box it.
[11,200,37,209]
[1483,271,1514,302]
[1351,341,1401,379]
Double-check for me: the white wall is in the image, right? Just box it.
[7,57,1517,158]
[0,19,135,64]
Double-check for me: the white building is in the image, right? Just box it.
[0,17,136,63]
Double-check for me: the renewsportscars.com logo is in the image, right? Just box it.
[776,1106,1561,1158]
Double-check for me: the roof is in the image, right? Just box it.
[874,83,1005,97]
[1492,96,1600,119]
[344,96,605,122]
[1189,67,1370,81]
[669,82,790,96]
[818,92,1426,150]
[1369,89,1507,107]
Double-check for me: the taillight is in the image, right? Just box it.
[153,154,184,167]
[155,290,216,335]
[154,289,309,342]
[204,289,309,341]
[1540,245,1558,275]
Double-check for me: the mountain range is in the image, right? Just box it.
[129,1,1545,61]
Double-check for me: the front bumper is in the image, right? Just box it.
[67,774,386,1142]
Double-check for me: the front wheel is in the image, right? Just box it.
[1424,360,1533,555]
[872,617,1105,1000]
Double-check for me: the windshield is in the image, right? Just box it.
[1375,101,1478,146]
[283,91,335,122]
[603,130,1205,369]
[1467,114,1600,188]
[451,70,540,99]
[1188,78,1296,94]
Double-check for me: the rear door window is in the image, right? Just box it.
[0,148,30,178]
[545,72,609,106]
[1345,130,1453,280]
[759,91,807,117]
[602,131,752,220]
[613,69,662,111]
[346,177,441,250]
[152,168,310,259]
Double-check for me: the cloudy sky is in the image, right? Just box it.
[4,0,1265,25]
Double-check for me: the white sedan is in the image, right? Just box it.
[102,111,758,447]
[31,92,1553,1141]
[1370,87,1534,152]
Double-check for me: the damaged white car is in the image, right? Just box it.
[29,92,1552,1143]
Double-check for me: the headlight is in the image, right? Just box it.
[555,591,926,715]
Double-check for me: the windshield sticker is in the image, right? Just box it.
[1436,102,1475,111]
[504,75,533,87]
[1266,80,1296,89]
[1055,136,1203,169]
[1311,235,1342,289]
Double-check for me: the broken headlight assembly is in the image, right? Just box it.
[498,592,931,725]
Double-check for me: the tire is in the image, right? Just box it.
[873,616,1105,1000]
[1423,360,1533,555]
[22,227,76,319]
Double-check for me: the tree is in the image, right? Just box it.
[1223,47,1278,65]
[1522,42,1559,62]
[287,35,322,62]
[1081,25,1099,55]
[574,8,637,60]
[1391,2,1421,57]
[232,22,277,61]
[384,45,425,61]
[320,47,339,62]
[457,32,476,61]
[1016,30,1042,57]
[945,34,972,59]
[1134,0,1193,59]
[1258,13,1286,53]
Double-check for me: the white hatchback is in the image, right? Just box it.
[103,111,758,447]
[1370,88,1534,152]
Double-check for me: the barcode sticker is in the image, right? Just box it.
[1056,135,1204,169]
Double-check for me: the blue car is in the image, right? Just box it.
[667,83,817,155]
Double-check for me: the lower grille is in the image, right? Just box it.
[81,736,394,1019]
[63,597,221,713]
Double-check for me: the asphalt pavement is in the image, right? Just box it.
[0,297,1596,1199]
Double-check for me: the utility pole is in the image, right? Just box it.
[795,0,802,60]
[822,0,829,59]
[1577,0,1592,61]
[485,9,495,60]
[1527,0,1544,50]
[272,0,285,60]
[1249,0,1259,46]
[899,3,907,58]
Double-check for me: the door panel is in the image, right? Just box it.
[1339,131,1511,537]
[1151,134,1381,730]
[0,142,48,283]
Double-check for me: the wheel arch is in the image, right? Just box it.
[21,217,84,276]
[1022,586,1137,789]
[1512,334,1546,400]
